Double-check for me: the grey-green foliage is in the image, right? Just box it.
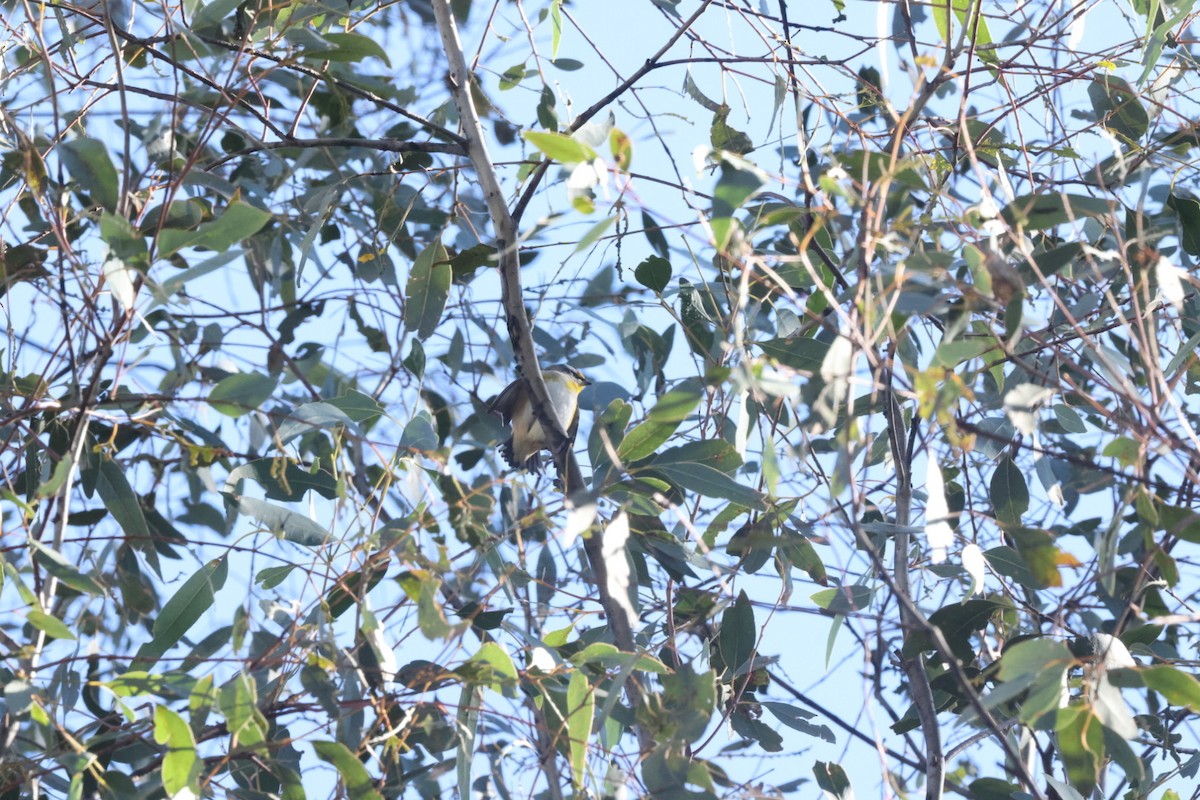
[1,1,1200,799]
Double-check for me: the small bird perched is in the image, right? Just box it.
[489,364,590,474]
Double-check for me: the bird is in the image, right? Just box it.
[488,364,590,474]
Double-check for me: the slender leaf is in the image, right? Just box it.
[135,558,228,666]
[523,131,596,163]
[312,741,384,800]
[566,669,595,790]
[154,705,199,796]
[208,372,278,417]
[27,610,75,640]
[404,241,451,341]
[229,495,330,546]
[158,200,272,257]
[717,590,756,676]
[59,137,119,212]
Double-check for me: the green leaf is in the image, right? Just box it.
[990,457,1028,526]
[1033,241,1085,278]
[27,610,75,640]
[499,63,527,91]
[716,590,756,676]
[711,105,752,154]
[320,390,385,424]
[154,705,199,796]
[813,761,853,800]
[301,32,391,66]
[1088,75,1149,141]
[635,255,671,294]
[463,642,519,689]
[399,570,454,639]
[573,214,618,253]
[617,388,702,462]
[756,336,832,371]
[100,211,149,269]
[566,669,595,790]
[1141,665,1200,709]
[610,127,632,171]
[135,558,228,666]
[225,459,338,502]
[967,778,1021,800]
[1054,404,1086,433]
[550,0,563,60]
[1011,527,1064,590]
[651,461,766,509]
[1056,705,1104,796]
[34,453,73,501]
[255,565,295,589]
[523,131,596,164]
[711,156,764,250]
[401,412,438,451]
[932,0,997,64]
[157,200,272,257]
[537,84,558,131]
[31,540,105,595]
[404,339,426,380]
[456,685,480,800]
[933,337,994,369]
[404,240,451,341]
[683,72,722,112]
[229,495,330,546]
[1103,436,1140,468]
[312,741,384,800]
[998,638,1074,680]
[811,584,874,615]
[219,672,267,748]
[641,210,670,257]
[1168,193,1200,256]
[60,137,119,212]
[191,0,242,30]
[905,599,1002,660]
[571,642,669,673]
[189,674,216,737]
[779,528,828,586]
[730,710,784,751]
[1138,1,1197,84]
[96,458,150,541]
[208,371,278,417]
[1001,193,1116,231]
[272,402,356,444]
[761,701,835,742]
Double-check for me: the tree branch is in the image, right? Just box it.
[431,0,649,757]
[880,368,945,800]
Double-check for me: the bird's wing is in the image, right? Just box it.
[488,378,524,423]
[566,406,580,444]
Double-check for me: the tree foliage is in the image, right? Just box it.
[2,0,1200,798]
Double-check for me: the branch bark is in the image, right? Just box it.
[866,357,1045,800]
[431,0,650,756]
[880,373,945,800]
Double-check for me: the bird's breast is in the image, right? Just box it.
[545,380,578,429]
